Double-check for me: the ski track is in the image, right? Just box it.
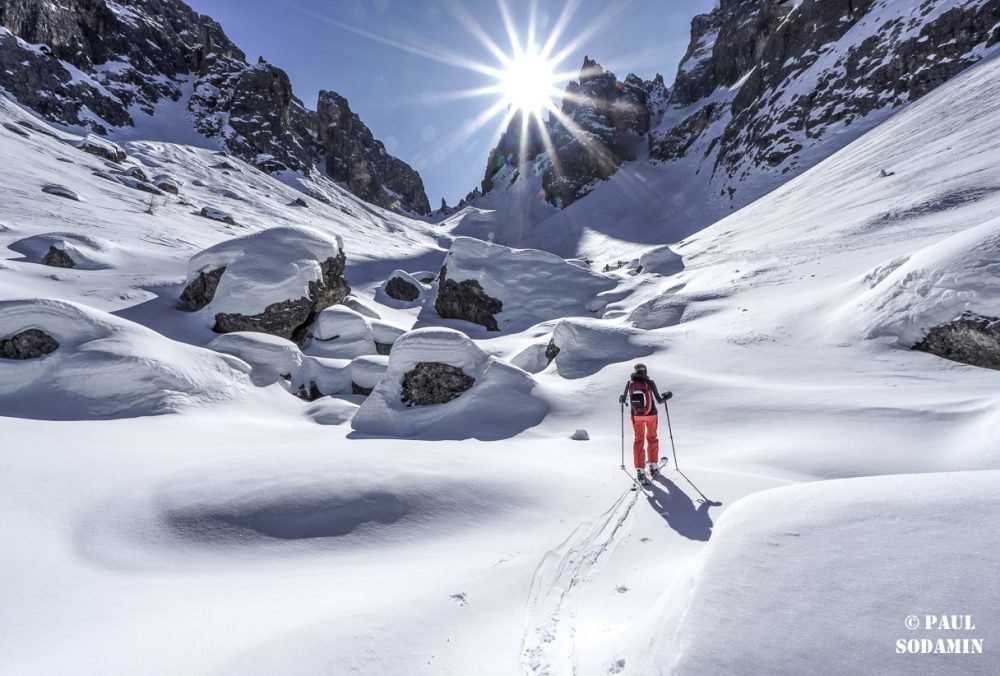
[520,488,640,676]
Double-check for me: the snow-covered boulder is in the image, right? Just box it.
[153,174,180,194]
[638,245,684,276]
[310,305,376,358]
[350,354,389,395]
[293,356,352,399]
[372,319,406,355]
[9,232,117,270]
[383,270,424,302]
[431,237,616,332]
[179,226,351,342]
[546,318,655,379]
[342,294,381,319]
[0,299,251,419]
[69,134,126,163]
[208,332,302,386]
[41,184,80,201]
[351,327,546,439]
[199,206,236,225]
[913,311,1000,370]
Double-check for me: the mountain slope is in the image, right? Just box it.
[0,0,431,214]
[456,0,1000,258]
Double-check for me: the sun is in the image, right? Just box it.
[499,48,560,118]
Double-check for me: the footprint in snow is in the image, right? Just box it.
[608,657,626,674]
[449,592,468,606]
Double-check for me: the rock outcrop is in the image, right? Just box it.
[913,311,1000,371]
[434,265,503,331]
[650,0,1000,197]
[0,328,59,360]
[317,91,431,215]
[179,226,350,342]
[0,0,431,215]
[401,362,475,406]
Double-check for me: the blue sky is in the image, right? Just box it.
[187,0,717,205]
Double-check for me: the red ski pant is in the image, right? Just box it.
[631,414,660,468]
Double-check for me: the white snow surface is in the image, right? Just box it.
[2,38,1000,676]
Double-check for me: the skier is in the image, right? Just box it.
[619,363,672,484]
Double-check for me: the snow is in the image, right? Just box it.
[3,15,1000,676]
[8,231,120,270]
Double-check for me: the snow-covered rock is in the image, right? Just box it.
[208,332,302,386]
[9,232,118,270]
[68,134,126,163]
[350,354,390,395]
[292,355,353,399]
[547,318,655,379]
[352,328,546,439]
[199,206,236,225]
[914,311,1000,371]
[382,270,425,302]
[310,305,376,359]
[371,319,406,355]
[0,299,251,418]
[431,237,616,332]
[41,183,80,201]
[179,226,351,341]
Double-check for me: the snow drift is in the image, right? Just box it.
[351,327,546,439]
[0,299,251,419]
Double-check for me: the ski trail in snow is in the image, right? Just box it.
[520,489,640,675]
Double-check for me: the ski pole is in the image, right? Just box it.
[620,402,625,469]
[665,400,678,469]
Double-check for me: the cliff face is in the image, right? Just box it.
[652,0,1000,195]
[0,0,431,215]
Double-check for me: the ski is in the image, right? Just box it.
[621,466,651,494]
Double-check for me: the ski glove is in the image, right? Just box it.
[619,395,626,404]
[660,391,673,402]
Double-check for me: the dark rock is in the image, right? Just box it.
[481,110,546,193]
[317,90,431,215]
[536,57,664,207]
[200,207,236,225]
[0,328,59,360]
[385,275,421,302]
[434,265,503,331]
[122,166,148,182]
[400,362,475,406]
[544,340,561,364]
[156,179,180,195]
[179,267,226,311]
[3,122,30,138]
[41,184,79,200]
[375,342,393,356]
[913,311,1000,371]
[0,0,431,216]
[289,197,309,208]
[42,245,75,269]
[352,381,374,396]
[72,135,127,163]
[209,252,350,342]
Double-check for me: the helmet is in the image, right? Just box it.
[634,363,647,374]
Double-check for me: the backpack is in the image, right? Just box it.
[627,379,656,416]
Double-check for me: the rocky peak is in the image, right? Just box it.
[0,0,431,215]
[317,90,431,215]
[652,0,1000,201]
[540,56,662,208]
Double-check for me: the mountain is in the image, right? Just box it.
[461,0,1000,253]
[0,0,431,214]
